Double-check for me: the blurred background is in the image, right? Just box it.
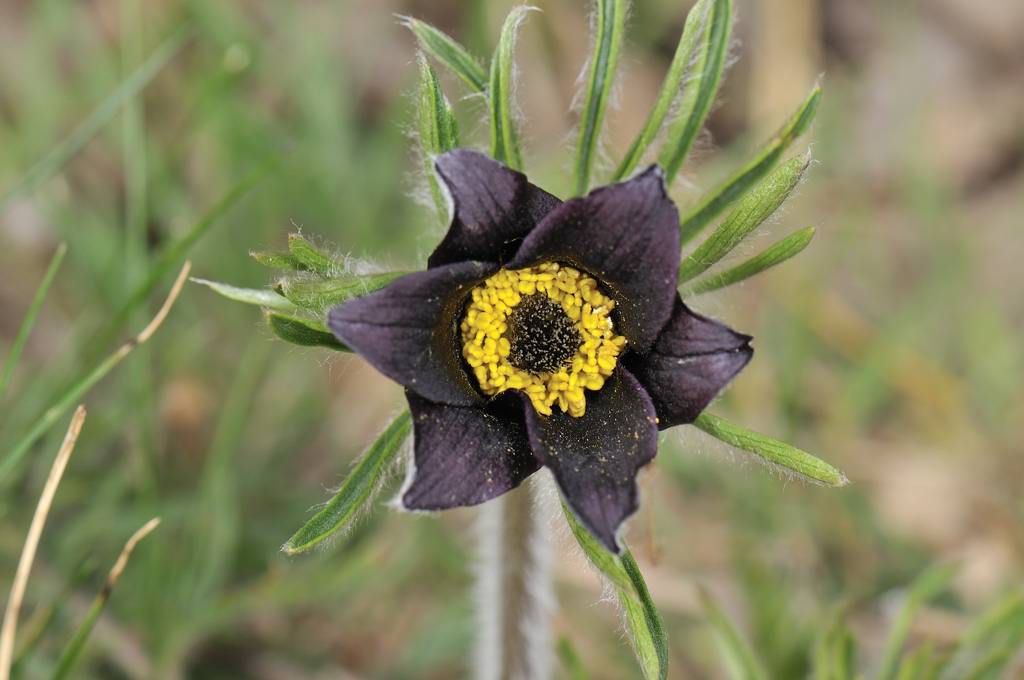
[1,0,1022,677]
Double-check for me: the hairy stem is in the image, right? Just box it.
[475,479,553,680]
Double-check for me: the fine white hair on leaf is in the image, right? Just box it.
[669,418,834,488]
[564,0,633,186]
[645,1,740,186]
[494,5,540,167]
[402,54,450,239]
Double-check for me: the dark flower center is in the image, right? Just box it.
[506,294,581,374]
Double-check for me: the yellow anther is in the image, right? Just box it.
[460,262,627,418]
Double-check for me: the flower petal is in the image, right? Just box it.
[508,166,681,352]
[428,149,562,269]
[401,391,540,510]
[626,297,752,429]
[523,367,658,553]
[328,262,495,406]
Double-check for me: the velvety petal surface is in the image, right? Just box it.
[523,368,658,553]
[508,166,681,353]
[626,297,752,429]
[428,149,561,269]
[328,261,495,406]
[401,391,540,510]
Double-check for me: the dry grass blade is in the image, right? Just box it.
[106,518,161,595]
[0,262,191,483]
[51,518,161,680]
[0,406,87,680]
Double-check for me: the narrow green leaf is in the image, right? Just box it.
[250,249,304,270]
[418,55,461,224]
[893,643,943,680]
[557,637,590,680]
[284,411,413,554]
[402,17,488,94]
[573,0,627,195]
[489,7,532,171]
[266,312,347,351]
[679,83,821,245]
[684,226,816,295]
[563,504,669,680]
[279,271,408,316]
[621,551,669,680]
[287,234,337,276]
[941,592,1024,680]
[615,0,713,180]
[812,602,856,680]
[0,26,190,211]
[700,587,769,680]
[877,564,958,680]
[959,592,1024,649]
[192,278,297,312]
[693,412,847,486]
[958,647,1016,680]
[679,152,809,283]
[563,503,631,591]
[100,158,274,350]
[0,243,66,399]
[11,560,99,674]
[657,0,733,184]
[0,265,188,484]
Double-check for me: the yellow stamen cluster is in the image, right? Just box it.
[460,262,627,417]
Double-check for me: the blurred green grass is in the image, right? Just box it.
[1,0,1022,677]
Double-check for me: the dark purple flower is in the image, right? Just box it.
[329,149,752,552]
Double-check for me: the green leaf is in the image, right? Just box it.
[0,264,189,484]
[284,411,413,554]
[562,504,668,680]
[573,0,627,195]
[402,16,488,94]
[250,249,304,270]
[99,158,275,350]
[287,234,337,276]
[941,592,1024,680]
[656,0,733,184]
[893,642,943,680]
[957,646,1017,680]
[700,587,769,680]
[615,0,714,180]
[266,312,347,351]
[418,55,461,224]
[812,602,856,680]
[0,26,190,211]
[693,412,847,487]
[192,278,297,312]
[0,243,66,399]
[679,152,809,283]
[557,637,590,680]
[278,271,408,316]
[684,226,816,295]
[877,564,958,680]
[489,7,532,171]
[679,83,821,245]
[620,551,670,680]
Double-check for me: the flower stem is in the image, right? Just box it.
[475,479,553,680]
